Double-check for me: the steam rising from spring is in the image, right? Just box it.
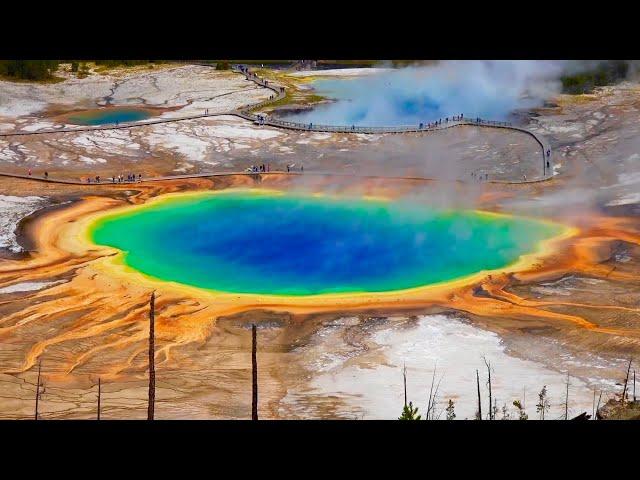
[286,60,567,126]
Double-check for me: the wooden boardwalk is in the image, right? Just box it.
[0,169,553,187]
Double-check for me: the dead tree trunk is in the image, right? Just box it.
[621,358,632,405]
[34,360,42,420]
[564,372,570,420]
[476,369,482,420]
[147,292,156,421]
[97,378,101,420]
[483,357,492,420]
[402,363,407,407]
[252,323,258,420]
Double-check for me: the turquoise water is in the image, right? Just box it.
[67,107,153,125]
[89,190,562,295]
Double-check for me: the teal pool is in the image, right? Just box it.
[66,107,155,125]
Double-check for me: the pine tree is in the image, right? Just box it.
[513,400,528,420]
[398,401,422,420]
[536,385,550,420]
[445,399,456,420]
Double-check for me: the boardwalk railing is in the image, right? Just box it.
[239,115,513,134]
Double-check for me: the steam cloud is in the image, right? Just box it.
[286,60,567,126]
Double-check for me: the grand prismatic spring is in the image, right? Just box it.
[88,190,565,296]
[1,60,640,421]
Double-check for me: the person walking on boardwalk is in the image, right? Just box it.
[44,171,48,180]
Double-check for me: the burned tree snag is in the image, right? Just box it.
[622,358,632,406]
[476,369,482,420]
[403,363,407,407]
[34,360,42,420]
[483,357,492,420]
[564,372,570,420]
[148,292,156,420]
[252,323,258,420]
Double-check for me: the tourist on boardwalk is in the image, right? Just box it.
[287,165,290,172]
[44,171,48,180]
[301,165,304,172]
[28,168,32,176]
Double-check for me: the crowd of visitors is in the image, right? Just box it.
[419,114,467,130]
[470,171,489,182]
[246,164,270,173]
[84,173,143,184]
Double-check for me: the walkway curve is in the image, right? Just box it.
[230,65,552,177]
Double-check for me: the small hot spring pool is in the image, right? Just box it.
[65,107,157,126]
[88,190,564,295]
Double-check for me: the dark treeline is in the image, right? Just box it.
[561,60,630,94]
[0,60,168,82]
[0,60,60,81]
[93,60,164,67]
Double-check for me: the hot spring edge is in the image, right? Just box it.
[85,189,570,296]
